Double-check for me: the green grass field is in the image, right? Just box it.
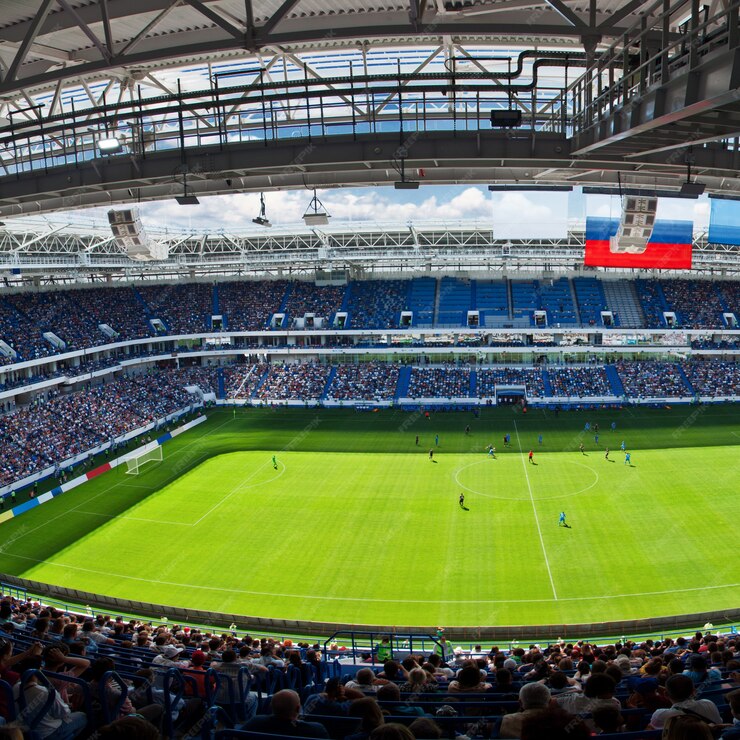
[0,405,738,628]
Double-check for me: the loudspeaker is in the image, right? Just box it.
[490,110,522,128]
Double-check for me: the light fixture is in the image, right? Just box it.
[488,185,573,192]
[303,189,330,226]
[97,135,122,153]
[679,151,705,198]
[680,181,705,197]
[175,172,200,206]
[490,110,522,128]
[393,157,419,190]
[582,186,698,199]
[252,192,272,227]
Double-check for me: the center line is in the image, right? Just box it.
[513,419,558,600]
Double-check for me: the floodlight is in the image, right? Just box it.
[176,195,200,205]
[303,190,330,226]
[680,181,705,197]
[252,193,272,226]
[97,135,122,153]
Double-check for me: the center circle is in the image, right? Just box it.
[453,457,600,501]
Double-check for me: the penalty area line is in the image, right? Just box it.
[514,419,558,601]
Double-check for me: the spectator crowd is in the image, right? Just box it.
[0,590,737,740]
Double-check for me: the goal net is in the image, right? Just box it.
[125,445,163,475]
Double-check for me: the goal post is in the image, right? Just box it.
[125,445,163,475]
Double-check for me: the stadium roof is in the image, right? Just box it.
[0,0,665,99]
[0,0,737,262]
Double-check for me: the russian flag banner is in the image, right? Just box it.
[584,217,693,269]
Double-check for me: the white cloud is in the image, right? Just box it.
[135,186,496,230]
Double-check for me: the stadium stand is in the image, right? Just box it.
[2,292,88,358]
[346,280,408,329]
[510,281,539,326]
[477,368,546,397]
[326,363,400,401]
[223,364,271,399]
[256,363,332,400]
[475,280,510,327]
[406,278,436,328]
[436,277,472,328]
[680,360,740,397]
[0,591,736,740]
[539,278,578,326]
[0,279,738,355]
[67,287,152,341]
[407,367,471,398]
[218,281,289,331]
[283,282,346,328]
[0,373,192,487]
[137,283,214,334]
[573,277,608,327]
[614,361,692,398]
[635,280,669,329]
[548,366,613,397]
[661,280,725,329]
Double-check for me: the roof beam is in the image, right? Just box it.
[599,0,649,30]
[118,1,182,56]
[181,0,245,40]
[4,0,56,84]
[260,0,303,37]
[56,0,112,63]
[543,0,588,29]
[100,0,115,57]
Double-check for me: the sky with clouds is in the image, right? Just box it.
[16,186,713,238]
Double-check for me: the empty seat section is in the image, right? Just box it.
[475,280,509,327]
[539,278,577,325]
[437,277,472,327]
[511,281,539,326]
[407,278,436,327]
[573,277,607,326]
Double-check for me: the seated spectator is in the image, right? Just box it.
[447,663,490,693]
[649,674,723,729]
[376,683,426,717]
[555,674,620,729]
[42,644,90,712]
[626,675,671,712]
[97,715,160,740]
[721,688,740,739]
[592,705,625,734]
[684,654,723,688]
[408,717,442,739]
[346,668,388,694]
[88,657,163,732]
[304,677,363,717]
[661,713,714,739]
[500,682,552,739]
[399,667,438,694]
[12,668,87,740]
[131,667,205,737]
[519,706,591,740]
[346,697,385,740]
[369,724,415,740]
[242,688,329,738]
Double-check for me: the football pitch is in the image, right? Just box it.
[0,405,738,628]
